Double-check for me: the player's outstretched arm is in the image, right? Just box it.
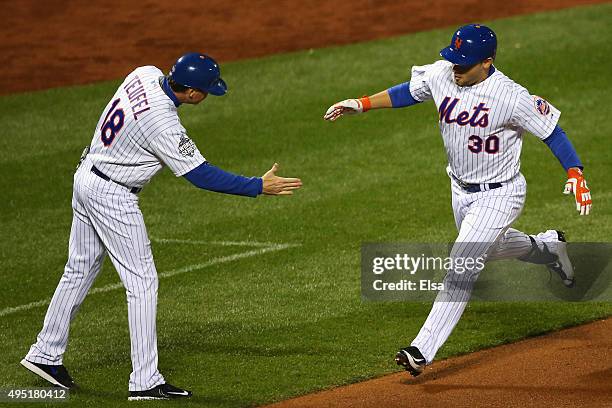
[323,91,388,122]
[261,163,302,195]
[324,82,421,122]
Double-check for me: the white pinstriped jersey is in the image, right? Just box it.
[88,66,206,188]
[409,60,560,184]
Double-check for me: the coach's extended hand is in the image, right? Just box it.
[262,163,302,195]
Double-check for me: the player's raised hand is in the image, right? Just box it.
[563,168,591,215]
[262,163,302,195]
[323,98,370,121]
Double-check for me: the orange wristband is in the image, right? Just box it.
[359,95,372,112]
[567,167,583,178]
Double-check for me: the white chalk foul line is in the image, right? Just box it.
[0,241,299,318]
[151,238,280,247]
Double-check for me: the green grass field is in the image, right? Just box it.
[1,4,611,407]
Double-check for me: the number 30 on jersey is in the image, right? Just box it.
[468,134,499,154]
[101,98,125,146]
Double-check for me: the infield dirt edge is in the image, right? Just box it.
[263,317,612,408]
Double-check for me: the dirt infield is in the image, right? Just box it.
[265,318,612,408]
[3,0,608,95]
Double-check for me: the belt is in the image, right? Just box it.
[452,174,502,193]
[90,165,142,194]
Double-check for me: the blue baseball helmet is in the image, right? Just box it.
[169,52,227,96]
[440,24,497,66]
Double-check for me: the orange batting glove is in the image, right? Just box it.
[563,168,591,215]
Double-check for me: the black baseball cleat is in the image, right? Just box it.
[545,231,575,288]
[20,359,76,389]
[128,383,192,401]
[395,346,426,377]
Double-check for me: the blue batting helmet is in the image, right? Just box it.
[169,52,227,96]
[440,24,497,66]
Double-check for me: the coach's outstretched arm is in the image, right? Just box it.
[184,162,302,196]
[323,82,421,121]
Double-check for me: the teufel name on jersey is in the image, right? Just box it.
[124,75,151,120]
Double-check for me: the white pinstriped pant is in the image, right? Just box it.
[411,171,532,364]
[26,158,164,391]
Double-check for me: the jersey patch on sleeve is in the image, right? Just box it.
[533,96,551,116]
[178,135,196,157]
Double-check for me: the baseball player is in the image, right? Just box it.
[21,52,302,400]
[324,24,591,376]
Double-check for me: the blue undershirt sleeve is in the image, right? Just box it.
[387,82,421,108]
[542,125,583,171]
[184,162,263,197]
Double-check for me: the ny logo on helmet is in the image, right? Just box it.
[454,37,463,49]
